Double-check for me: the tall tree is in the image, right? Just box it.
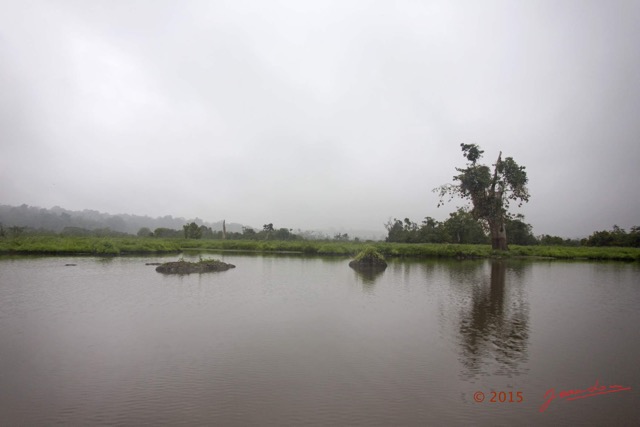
[435,144,530,250]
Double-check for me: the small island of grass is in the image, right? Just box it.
[155,258,235,274]
[349,246,388,271]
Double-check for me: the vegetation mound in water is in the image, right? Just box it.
[349,247,387,270]
[155,258,235,274]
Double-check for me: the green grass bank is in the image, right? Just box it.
[0,236,181,255]
[1,236,638,261]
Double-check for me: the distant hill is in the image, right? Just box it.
[0,204,244,235]
[0,204,386,240]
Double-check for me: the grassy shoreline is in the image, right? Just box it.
[0,236,181,256]
[0,236,638,261]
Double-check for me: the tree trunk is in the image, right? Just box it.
[490,220,508,250]
[222,220,226,240]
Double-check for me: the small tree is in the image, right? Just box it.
[436,144,530,250]
[242,226,256,239]
[504,215,537,245]
[183,222,203,239]
[384,218,405,242]
[262,223,274,240]
[137,227,153,237]
[333,232,350,241]
[154,227,181,238]
[538,234,565,246]
[418,217,449,243]
[443,208,487,244]
[274,228,296,241]
[198,225,213,239]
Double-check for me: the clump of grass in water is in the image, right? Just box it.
[349,246,387,269]
[155,257,236,274]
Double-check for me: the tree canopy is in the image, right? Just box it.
[384,209,488,244]
[435,143,530,250]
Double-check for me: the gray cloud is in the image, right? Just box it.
[1,0,639,237]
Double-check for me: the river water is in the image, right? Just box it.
[0,254,638,426]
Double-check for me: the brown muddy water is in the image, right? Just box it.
[0,254,638,426]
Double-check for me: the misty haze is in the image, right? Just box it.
[1,0,639,237]
[1,1,639,426]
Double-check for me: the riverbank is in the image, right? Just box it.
[0,236,181,255]
[180,239,640,261]
[0,236,638,261]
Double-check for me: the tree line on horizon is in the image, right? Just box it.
[0,204,353,242]
[148,222,305,241]
[0,204,242,235]
[1,142,638,248]
[383,210,640,248]
[385,209,535,245]
[145,222,354,242]
[1,218,638,248]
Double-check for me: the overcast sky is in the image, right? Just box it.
[1,0,639,237]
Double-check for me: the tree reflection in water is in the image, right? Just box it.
[458,260,530,379]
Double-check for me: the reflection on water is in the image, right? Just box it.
[1,255,638,426]
[351,266,386,287]
[457,261,530,380]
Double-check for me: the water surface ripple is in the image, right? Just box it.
[1,255,638,425]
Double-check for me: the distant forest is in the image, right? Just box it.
[0,204,340,241]
[1,204,638,247]
[0,204,242,236]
